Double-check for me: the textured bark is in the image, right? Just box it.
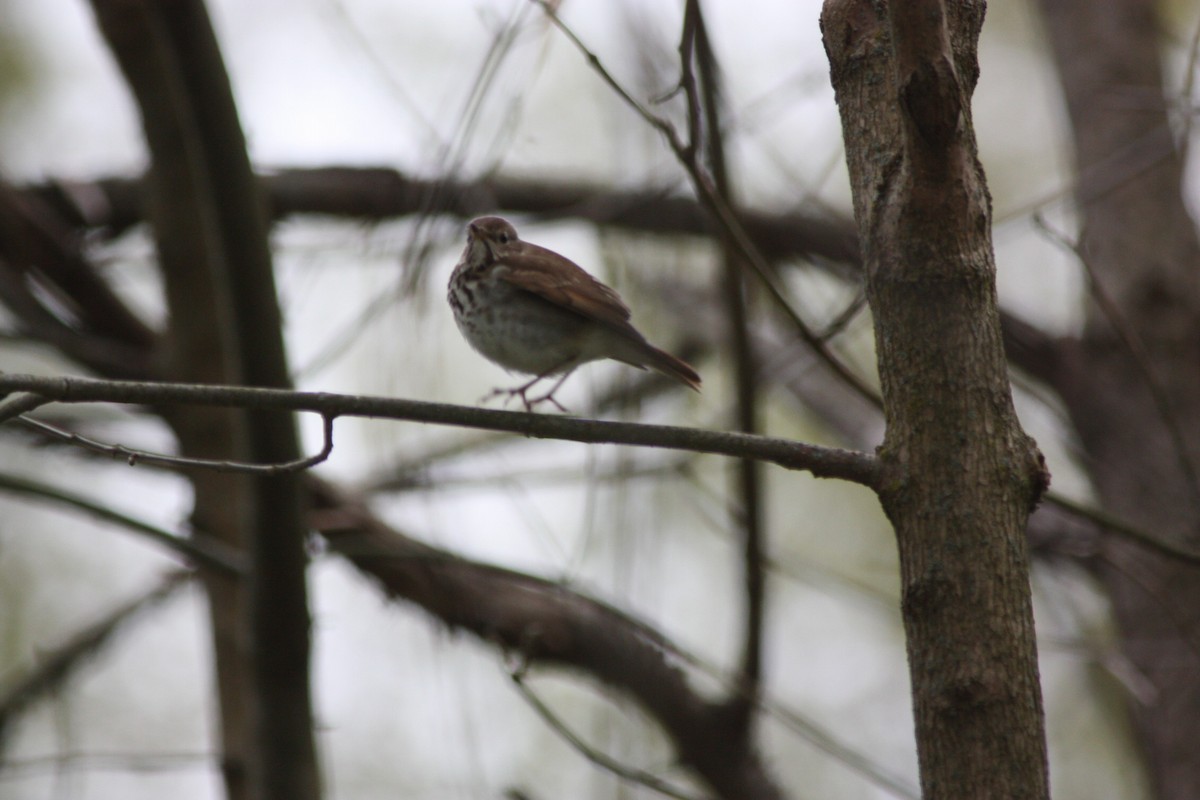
[822,1,1050,797]
[1039,1,1200,797]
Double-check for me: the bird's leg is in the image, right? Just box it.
[482,363,576,413]
[522,369,577,412]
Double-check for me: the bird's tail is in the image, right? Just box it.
[639,343,701,391]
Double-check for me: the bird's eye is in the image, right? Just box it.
[498,233,510,243]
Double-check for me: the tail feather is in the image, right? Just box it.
[639,344,701,391]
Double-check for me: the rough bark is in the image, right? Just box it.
[1039,1,1200,797]
[821,1,1050,797]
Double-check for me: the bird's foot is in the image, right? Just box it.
[481,370,574,413]
[481,385,568,413]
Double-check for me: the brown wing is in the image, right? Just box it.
[495,242,636,331]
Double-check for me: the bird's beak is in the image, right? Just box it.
[466,223,493,261]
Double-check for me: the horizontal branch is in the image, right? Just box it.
[0,374,879,487]
[25,168,861,267]
[19,167,1061,384]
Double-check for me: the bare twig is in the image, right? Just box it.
[0,572,192,746]
[510,673,709,800]
[683,0,765,727]
[17,412,336,477]
[0,470,245,575]
[530,0,881,409]
[0,392,49,423]
[1033,212,1200,515]
[1045,490,1200,566]
[1173,6,1200,164]
[0,374,881,487]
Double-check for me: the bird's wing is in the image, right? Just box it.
[496,243,635,330]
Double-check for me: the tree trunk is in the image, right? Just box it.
[822,1,1050,797]
[1039,1,1200,797]
[89,2,320,798]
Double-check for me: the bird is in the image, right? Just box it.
[447,216,700,411]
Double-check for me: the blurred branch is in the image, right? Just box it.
[24,168,861,265]
[0,572,192,748]
[87,1,319,798]
[532,0,881,409]
[684,0,764,730]
[0,470,244,575]
[307,477,785,800]
[1044,491,1200,566]
[309,476,920,799]
[510,673,708,800]
[0,183,157,367]
[17,168,1059,389]
[0,373,881,487]
[1033,212,1200,514]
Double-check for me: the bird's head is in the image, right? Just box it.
[467,216,520,262]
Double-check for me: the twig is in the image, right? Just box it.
[1175,6,1200,164]
[1033,212,1200,515]
[0,374,881,487]
[0,391,48,423]
[530,0,881,409]
[17,412,336,477]
[1045,490,1200,567]
[684,0,765,727]
[0,470,245,575]
[0,572,192,745]
[509,672,710,800]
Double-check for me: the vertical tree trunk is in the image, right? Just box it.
[821,2,1050,797]
[89,2,320,799]
[1039,1,1200,797]
[87,4,256,798]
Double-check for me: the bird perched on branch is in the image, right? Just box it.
[448,216,700,411]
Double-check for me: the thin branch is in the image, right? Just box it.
[0,469,245,575]
[1093,549,1200,668]
[1177,6,1200,164]
[0,572,192,746]
[1044,490,1200,566]
[16,412,335,476]
[0,392,49,423]
[529,0,881,409]
[0,750,215,779]
[0,374,881,487]
[686,0,765,728]
[676,3,703,165]
[510,673,709,800]
[0,183,157,350]
[1033,212,1200,515]
[758,698,918,799]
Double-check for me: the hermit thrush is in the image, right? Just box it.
[447,216,701,411]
